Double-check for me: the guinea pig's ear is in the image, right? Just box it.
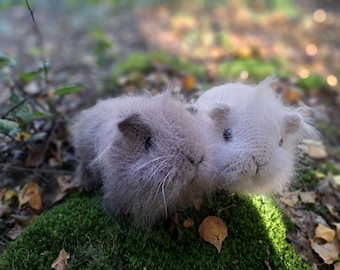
[118,113,150,139]
[283,113,301,134]
[209,103,230,124]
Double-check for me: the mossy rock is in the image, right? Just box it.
[0,192,311,270]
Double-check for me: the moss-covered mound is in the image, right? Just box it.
[0,192,310,270]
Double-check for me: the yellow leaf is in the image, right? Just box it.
[15,131,31,142]
[51,248,70,270]
[2,188,16,202]
[333,175,340,186]
[199,216,228,253]
[315,223,335,243]
[309,238,340,264]
[18,182,42,210]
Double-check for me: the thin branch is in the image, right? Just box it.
[1,94,36,119]
[25,0,36,22]
[0,165,73,175]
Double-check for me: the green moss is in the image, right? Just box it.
[217,58,279,81]
[296,74,326,92]
[111,51,205,78]
[0,192,310,270]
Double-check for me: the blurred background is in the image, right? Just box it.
[1,1,340,265]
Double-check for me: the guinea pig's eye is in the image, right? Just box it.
[145,136,155,150]
[279,138,283,147]
[223,128,232,141]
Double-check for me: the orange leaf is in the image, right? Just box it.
[181,75,196,91]
[18,182,42,210]
[199,216,228,253]
[51,248,70,270]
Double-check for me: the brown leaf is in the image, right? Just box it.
[279,190,300,207]
[334,262,340,270]
[25,145,44,167]
[315,223,335,243]
[52,176,78,204]
[332,223,340,240]
[0,202,9,218]
[299,191,316,204]
[282,88,301,104]
[309,238,340,264]
[6,225,23,240]
[199,216,228,253]
[18,182,42,210]
[303,140,327,160]
[51,248,70,270]
[183,218,195,228]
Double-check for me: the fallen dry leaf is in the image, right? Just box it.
[315,223,335,243]
[52,176,78,204]
[282,88,301,104]
[18,182,42,210]
[199,216,228,253]
[334,261,340,270]
[303,140,327,160]
[3,188,16,202]
[51,248,70,270]
[332,175,340,186]
[332,223,340,240]
[309,238,340,264]
[183,218,195,228]
[0,202,9,218]
[6,224,23,240]
[299,191,317,204]
[279,190,300,207]
[181,75,196,91]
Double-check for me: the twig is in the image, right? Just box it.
[0,165,73,175]
[25,0,36,22]
[1,94,37,119]
[24,0,45,60]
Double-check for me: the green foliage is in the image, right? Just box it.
[0,192,311,270]
[54,84,84,97]
[217,58,279,81]
[0,119,19,134]
[297,74,327,91]
[0,54,83,141]
[113,51,204,76]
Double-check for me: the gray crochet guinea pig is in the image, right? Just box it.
[194,77,319,194]
[70,92,211,226]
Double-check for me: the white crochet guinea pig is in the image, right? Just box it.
[70,92,212,226]
[194,77,319,194]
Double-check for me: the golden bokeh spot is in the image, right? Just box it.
[326,75,338,87]
[313,9,327,23]
[305,44,318,56]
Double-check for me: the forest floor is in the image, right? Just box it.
[0,1,340,269]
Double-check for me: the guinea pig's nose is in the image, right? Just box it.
[186,155,204,166]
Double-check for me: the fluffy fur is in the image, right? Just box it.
[194,77,319,194]
[70,92,212,226]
